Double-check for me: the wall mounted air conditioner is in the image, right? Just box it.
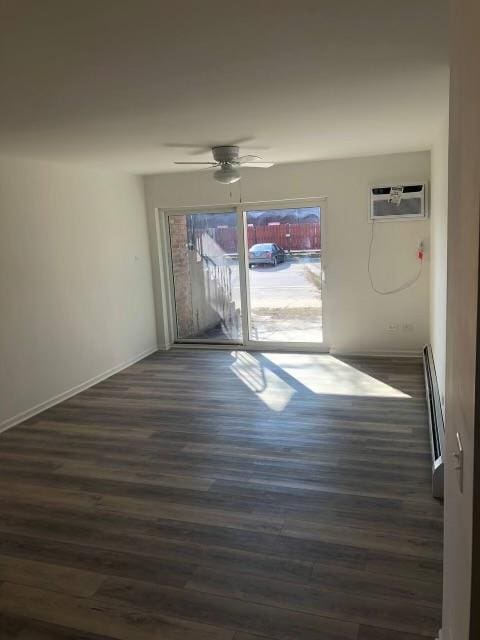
[370,182,427,221]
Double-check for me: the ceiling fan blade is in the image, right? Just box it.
[174,161,219,165]
[238,155,263,163]
[240,161,275,168]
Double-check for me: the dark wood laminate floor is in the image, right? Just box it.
[0,350,443,640]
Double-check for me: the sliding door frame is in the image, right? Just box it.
[156,197,328,353]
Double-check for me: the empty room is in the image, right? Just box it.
[0,1,479,640]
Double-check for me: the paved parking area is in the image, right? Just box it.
[248,260,321,308]
[246,257,323,343]
[231,257,322,306]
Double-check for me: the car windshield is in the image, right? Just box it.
[250,244,273,251]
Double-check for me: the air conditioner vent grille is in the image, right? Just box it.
[373,197,423,218]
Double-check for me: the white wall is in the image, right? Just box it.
[144,151,430,355]
[430,114,449,413]
[0,157,157,429]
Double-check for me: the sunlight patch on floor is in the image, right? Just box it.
[230,351,296,411]
[260,353,411,398]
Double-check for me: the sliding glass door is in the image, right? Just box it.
[245,205,323,344]
[165,200,326,349]
[168,210,242,343]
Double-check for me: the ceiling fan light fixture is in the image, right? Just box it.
[214,165,241,184]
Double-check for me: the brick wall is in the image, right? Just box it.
[169,216,194,336]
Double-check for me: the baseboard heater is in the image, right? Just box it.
[423,344,445,499]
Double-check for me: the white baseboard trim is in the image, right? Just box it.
[0,345,159,434]
[329,348,422,358]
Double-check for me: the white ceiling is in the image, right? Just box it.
[0,1,449,175]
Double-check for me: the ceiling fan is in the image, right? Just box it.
[174,145,275,184]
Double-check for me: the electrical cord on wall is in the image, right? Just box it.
[367,219,423,295]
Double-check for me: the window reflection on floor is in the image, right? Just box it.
[230,352,295,412]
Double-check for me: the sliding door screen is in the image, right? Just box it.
[168,211,242,342]
[246,206,323,343]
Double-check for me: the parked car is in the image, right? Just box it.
[248,243,286,267]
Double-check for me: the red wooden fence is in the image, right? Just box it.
[204,223,320,253]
